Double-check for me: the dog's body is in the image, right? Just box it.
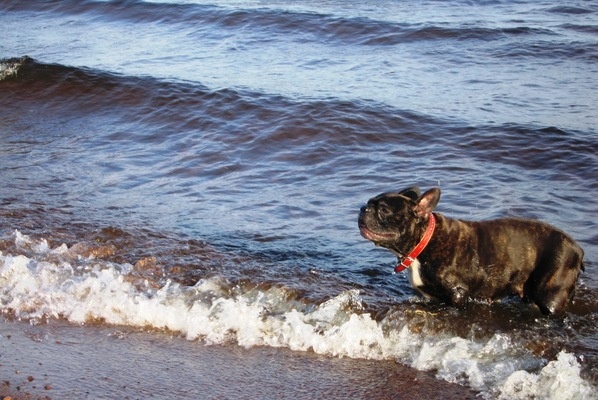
[358,187,584,317]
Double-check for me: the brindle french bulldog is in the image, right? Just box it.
[358,187,584,317]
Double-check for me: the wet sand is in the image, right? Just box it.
[0,318,479,400]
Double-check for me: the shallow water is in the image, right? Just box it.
[1,0,597,398]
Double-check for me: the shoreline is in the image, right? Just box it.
[0,318,479,400]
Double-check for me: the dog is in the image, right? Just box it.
[358,187,584,317]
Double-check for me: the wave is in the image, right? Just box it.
[0,230,596,399]
[0,56,435,137]
[363,25,555,46]
[2,56,596,187]
[2,0,563,48]
[545,6,596,15]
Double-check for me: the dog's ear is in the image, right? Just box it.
[399,186,420,200]
[414,188,441,218]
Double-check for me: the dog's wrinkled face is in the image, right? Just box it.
[358,187,422,250]
[359,186,441,255]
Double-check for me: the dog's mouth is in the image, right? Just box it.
[358,221,397,243]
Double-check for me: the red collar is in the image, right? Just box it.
[395,213,436,273]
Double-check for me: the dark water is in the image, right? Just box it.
[1,0,597,398]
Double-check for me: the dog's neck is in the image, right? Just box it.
[395,213,436,272]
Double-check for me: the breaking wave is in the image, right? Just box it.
[1,231,595,399]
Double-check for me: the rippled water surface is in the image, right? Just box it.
[1,0,597,398]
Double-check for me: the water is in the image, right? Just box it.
[1,0,597,398]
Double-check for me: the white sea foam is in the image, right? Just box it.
[1,231,596,399]
[498,351,596,400]
[0,57,25,80]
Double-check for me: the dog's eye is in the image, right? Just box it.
[378,204,393,218]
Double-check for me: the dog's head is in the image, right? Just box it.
[358,187,441,254]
